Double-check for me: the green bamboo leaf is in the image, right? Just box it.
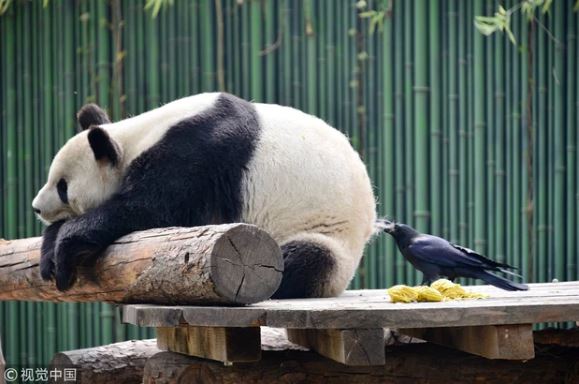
[474,20,499,36]
[541,0,553,13]
[144,0,174,18]
[506,27,517,44]
[574,0,579,11]
[475,15,500,23]
[359,11,377,18]
[0,0,11,15]
[522,2,535,20]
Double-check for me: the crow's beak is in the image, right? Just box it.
[379,219,395,234]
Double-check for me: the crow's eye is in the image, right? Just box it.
[57,178,69,204]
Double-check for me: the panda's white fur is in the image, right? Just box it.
[33,93,376,297]
[244,103,376,295]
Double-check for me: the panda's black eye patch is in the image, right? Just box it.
[57,178,69,204]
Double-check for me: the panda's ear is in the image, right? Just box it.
[77,103,111,132]
[87,127,120,166]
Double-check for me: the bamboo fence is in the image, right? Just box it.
[0,0,577,366]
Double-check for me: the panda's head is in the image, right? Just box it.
[32,104,124,224]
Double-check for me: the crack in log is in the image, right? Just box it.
[220,258,282,273]
[227,236,245,264]
[234,271,247,301]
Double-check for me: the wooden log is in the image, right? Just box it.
[287,328,385,366]
[142,342,579,384]
[399,324,535,360]
[0,224,283,305]
[49,339,159,384]
[156,326,261,363]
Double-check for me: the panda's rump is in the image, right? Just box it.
[242,103,376,278]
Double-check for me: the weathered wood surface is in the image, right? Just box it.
[0,224,282,305]
[49,339,159,384]
[156,326,261,363]
[124,281,579,328]
[287,328,385,366]
[142,342,579,384]
[399,324,535,360]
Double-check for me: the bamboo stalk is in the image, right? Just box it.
[566,0,577,280]
[552,1,564,282]
[448,0,458,245]
[393,1,405,284]
[473,0,485,255]
[413,0,428,236]
[428,0,441,239]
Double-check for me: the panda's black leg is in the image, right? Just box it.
[271,240,336,299]
[52,197,146,291]
[40,220,66,281]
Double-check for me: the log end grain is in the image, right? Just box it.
[210,224,283,304]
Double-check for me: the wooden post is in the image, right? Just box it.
[399,324,535,360]
[49,339,159,384]
[287,328,385,366]
[0,224,283,305]
[156,326,261,363]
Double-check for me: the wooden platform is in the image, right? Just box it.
[123,281,579,366]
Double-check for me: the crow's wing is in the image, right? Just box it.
[450,243,517,270]
[407,235,503,270]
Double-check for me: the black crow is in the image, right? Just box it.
[380,220,529,291]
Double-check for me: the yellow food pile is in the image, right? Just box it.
[387,279,489,303]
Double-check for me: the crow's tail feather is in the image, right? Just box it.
[498,267,523,279]
[477,271,529,291]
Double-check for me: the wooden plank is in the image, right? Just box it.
[156,326,261,363]
[124,297,579,329]
[287,328,385,366]
[123,289,579,329]
[398,324,535,360]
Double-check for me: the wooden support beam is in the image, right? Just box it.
[156,326,261,364]
[49,339,159,384]
[0,224,283,305]
[399,324,535,360]
[287,328,385,366]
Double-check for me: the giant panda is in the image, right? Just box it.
[32,93,377,298]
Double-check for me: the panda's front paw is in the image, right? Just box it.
[40,221,66,281]
[53,224,102,291]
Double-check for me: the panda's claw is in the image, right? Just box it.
[55,266,75,291]
[39,256,55,281]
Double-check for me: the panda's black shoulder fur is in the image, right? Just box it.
[102,93,261,232]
